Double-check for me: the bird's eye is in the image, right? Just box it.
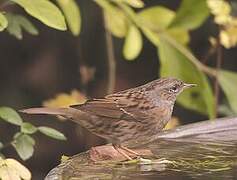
[169,85,178,93]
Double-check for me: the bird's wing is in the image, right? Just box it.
[71,98,124,119]
[70,94,152,122]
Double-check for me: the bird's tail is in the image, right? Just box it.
[19,107,78,119]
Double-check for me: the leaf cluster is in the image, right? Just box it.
[95,0,237,118]
[0,0,81,39]
[0,107,66,161]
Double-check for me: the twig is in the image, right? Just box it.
[116,2,217,78]
[77,40,88,95]
[213,37,222,118]
[103,12,116,94]
[202,44,218,64]
[160,33,217,77]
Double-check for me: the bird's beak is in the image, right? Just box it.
[183,83,197,89]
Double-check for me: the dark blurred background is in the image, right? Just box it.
[0,0,237,179]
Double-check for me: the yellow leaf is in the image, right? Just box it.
[167,28,190,45]
[122,0,144,8]
[164,117,181,130]
[207,0,231,25]
[208,0,237,48]
[137,6,190,45]
[56,0,81,36]
[0,12,8,31]
[11,0,66,30]
[0,158,31,180]
[95,0,128,38]
[61,155,70,163]
[138,6,175,31]
[43,90,87,108]
[123,25,143,60]
[105,8,128,38]
[220,26,237,48]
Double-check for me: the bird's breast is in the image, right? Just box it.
[147,105,174,130]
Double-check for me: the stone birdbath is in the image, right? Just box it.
[45,117,237,180]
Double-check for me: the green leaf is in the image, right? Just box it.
[158,36,215,118]
[11,0,66,30]
[38,126,67,141]
[138,6,175,30]
[167,28,190,45]
[218,70,237,113]
[56,0,81,36]
[95,0,128,38]
[105,9,128,38]
[17,15,39,35]
[123,25,143,60]
[137,6,190,45]
[6,13,38,39]
[169,0,210,30]
[122,0,144,8]
[13,132,21,139]
[0,12,8,31]
[5,13,22,39]
[12,134,35,160]
[0,107,23,126]
[21,122,37,134]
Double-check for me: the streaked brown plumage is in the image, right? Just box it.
[20,77,195,159]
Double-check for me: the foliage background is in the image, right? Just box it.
[0,0,237,179]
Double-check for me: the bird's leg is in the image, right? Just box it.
[119,146,140,156]
[113,144,132,160]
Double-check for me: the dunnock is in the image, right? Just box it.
[21,77,195,159]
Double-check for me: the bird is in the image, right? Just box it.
[20,77,196,160]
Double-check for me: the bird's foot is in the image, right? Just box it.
[89,145,153,162]
[113,146,133,160]
[119,146,140,156]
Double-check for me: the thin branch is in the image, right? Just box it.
[103,12,116,94]
[213,37,222,118]
[116,2,218,78]
[202,43,218,64]
[160,33,217,77]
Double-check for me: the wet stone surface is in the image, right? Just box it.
[45,117,237,180]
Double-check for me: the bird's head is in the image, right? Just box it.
[146,77,196,104]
